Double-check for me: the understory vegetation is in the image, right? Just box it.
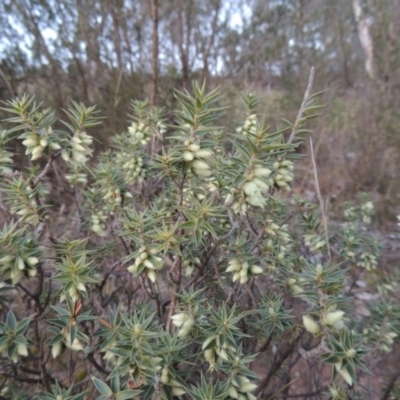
[0,76,399,400]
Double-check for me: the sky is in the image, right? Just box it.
[0,1,253,65]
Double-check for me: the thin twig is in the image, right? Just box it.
[288,66,315,144]
[310,137,331,260]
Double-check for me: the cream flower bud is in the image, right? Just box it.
[339,368,353,386]
[346,348,356,358]
[239,268,248,284]
[226,259,241,272]
[287,278,296,286]
[69,338,84,351]
[169,378,182,387]
[323,311,344,326]
[232,272,240,282]
[276,180,288,187]
[250,265,263,274]
[240,381,258,393]
[17,343,28,356]
[92,224,103,234]
[171,387,186,396]
[31,151,43,161]
[72,143,86,152]
[16,208,31,217]
[72,136,82,144]
[17,257,25,271]
[280,160,292,167]
[180,317,195,333]
[61,150,70,162]
[217,348,228,360]
[380,344,391,352]
[290,284,304,294]
[49,142,61,150]
[52,342,62,358]
[303,315,321,335]
[0,254,15,264]
[22,137,39,147]
[192,160,209,171]
[80,133,93,145]
[150,356,163,366]
[147,270,157,283]
[183,151,194,161]
[242,181,258,196]
[32,145,44,155]
[153,256,163,264]
[204,348,215,364]
[202,335,216,351]
[28,268,37,277]
[252,177,269,191]
[26,257,39,266]
[171,313,189,328]
[254,167,272,177]
[188,143,200,152]
[194,149,213,158]
[69,286,78,298]
[178,318,195,337]
[132,256,141,268]
[228,387,239,399]
[225,194,234,206]
[161,366,169,384]
[11,269,23,284]
[143,259,155,270]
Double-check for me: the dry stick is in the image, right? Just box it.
[288,66,315,145]
[166,255,182,332]
[33,151,61,186]
[256,332,274,354]
[272,388,326,399]
[254,329,305,396]
[270,340,313,397]
[0,66,15,97]
[310,137,331,260]
[165,175,186,332]
[381,366,400,400]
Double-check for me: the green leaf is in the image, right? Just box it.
[47,333,65,346]
[91,376,113,396]
[0,336,9,348]
[180,221,196,230]
[234,141,251,158]
[116,390,143,400]
[16,315,33,335]
[110,376,120,393]
[13,334,28,345]
[7,311,17,330]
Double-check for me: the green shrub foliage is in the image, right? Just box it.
[0,82,397,399]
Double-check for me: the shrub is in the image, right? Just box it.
[0,79,398,399]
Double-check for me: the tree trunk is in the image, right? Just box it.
[150,0,159,106]
[352,0,375,80]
